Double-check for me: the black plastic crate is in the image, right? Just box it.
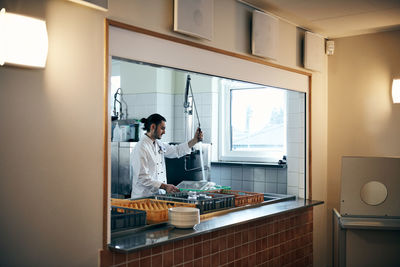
[154,192,235,214]
[111,206,146,232]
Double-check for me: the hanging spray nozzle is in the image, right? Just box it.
[184,75,191,109]
[184,74,202,142]
[182,74,206,181]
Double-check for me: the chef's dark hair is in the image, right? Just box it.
[140,113,166,132]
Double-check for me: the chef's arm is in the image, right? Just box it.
[163,128,204,158]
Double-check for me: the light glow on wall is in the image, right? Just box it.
[68,0,108,12]
[0,8,48,68]
[392,79,400,104]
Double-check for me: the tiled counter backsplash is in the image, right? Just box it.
[210,165,288,195]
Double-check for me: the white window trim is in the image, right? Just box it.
[218,81,287,163]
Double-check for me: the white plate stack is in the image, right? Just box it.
[168,207,200,229]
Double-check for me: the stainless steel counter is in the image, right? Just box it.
[108,199,323,253]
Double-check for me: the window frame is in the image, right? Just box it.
[219,80,288,163]
[106,19,312,247]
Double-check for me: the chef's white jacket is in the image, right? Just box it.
[130,134,191,198]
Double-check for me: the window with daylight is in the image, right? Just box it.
[220,80,291,163]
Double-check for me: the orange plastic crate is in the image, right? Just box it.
[111,198,196,223]
[208,190,264,207]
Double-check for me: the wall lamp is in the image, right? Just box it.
[393,79,400,104]
[0,8,48,68]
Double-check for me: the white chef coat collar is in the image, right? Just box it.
[155,139,166,152]
[142,134,166,153]
[142,133,155,145]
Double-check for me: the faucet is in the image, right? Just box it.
[113,88,127,120]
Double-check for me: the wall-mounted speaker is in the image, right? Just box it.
[251,10,278,60]
[304,31,325,72]
[174,0,213,40]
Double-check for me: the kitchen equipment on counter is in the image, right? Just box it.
[111,198,196,224]
[111,142,137,198]
[111,206,146,232]
[154,191,235,214]
[111,119,139,142]
[168,207,200,229]
[166,143,211,185]
[333,156,400,267]
[176,180,230,192]
[207,189,264,207]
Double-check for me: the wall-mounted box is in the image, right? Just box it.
[174,0,213,40]
[252,10,278,60]
[304,31,324,71]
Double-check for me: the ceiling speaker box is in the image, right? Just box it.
[304,31,325,71]
[174,0,213,40]
[251,10,278,60]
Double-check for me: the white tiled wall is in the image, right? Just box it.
[210,164,287,194]
[286,92,306,198]
[124,92,174,142]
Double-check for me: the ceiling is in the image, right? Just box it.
[239,0,400,38]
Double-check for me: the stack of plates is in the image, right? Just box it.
[168,207,200,229]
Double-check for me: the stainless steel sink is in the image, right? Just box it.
[263,192,296,203]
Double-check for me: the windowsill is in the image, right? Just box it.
[211,161,286,168]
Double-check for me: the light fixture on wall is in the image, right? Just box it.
[392,79,400,104]
[68,0,108,12]
[0,8,48,68]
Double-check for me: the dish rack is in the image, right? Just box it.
[207,189,264,207]
[154,192,235,214]
[111,206,146,232]
[111,198,196,223]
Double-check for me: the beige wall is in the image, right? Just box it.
[0,0,104,266]
[327,30,400,265]
[0,0,329,266]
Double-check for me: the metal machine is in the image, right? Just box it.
[333,156,400,267]
[111,142,136,198]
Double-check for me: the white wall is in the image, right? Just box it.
[0,0,329,266]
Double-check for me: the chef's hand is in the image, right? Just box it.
[160,183,180,193]
[195,128,203,142]
[188,128,203,148]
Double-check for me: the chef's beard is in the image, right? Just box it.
[154,132,163,140]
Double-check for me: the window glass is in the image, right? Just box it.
[231,87,286,156]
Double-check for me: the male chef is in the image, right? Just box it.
[130,113,203,198]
